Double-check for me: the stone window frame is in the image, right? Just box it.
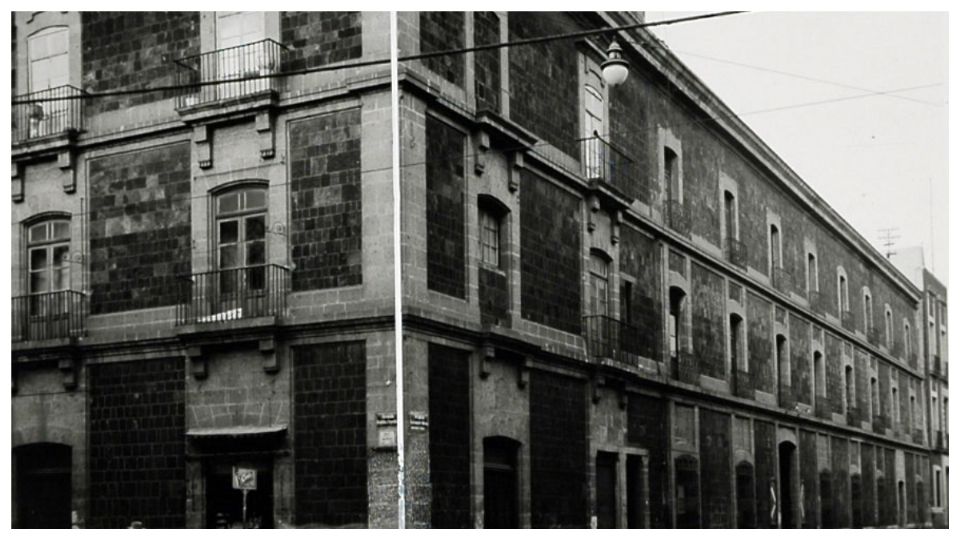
[719,171,740,243]
[836,266,849,315]
[884,304,894,348]
[766,212,783,276]
[862,287,874,334]
[210,180,270,278]
[658,128,683,205]
[477,194,510,272]
[803,237,819,295]
[23,213,73,298]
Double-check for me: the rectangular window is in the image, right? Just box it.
[769,225,781,272]
[479,209,500,268]
[665,148,679,202]
[723,191,737,240]
[807,253,818,293]
[28,27,69,92]
[588,254,609,317]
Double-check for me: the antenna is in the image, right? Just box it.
[878,228,900,259]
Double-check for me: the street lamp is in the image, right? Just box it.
[601,40,629,86]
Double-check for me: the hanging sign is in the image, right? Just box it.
[232,467,257,491]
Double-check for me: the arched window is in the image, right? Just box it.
[729,313,744,371]
[588,251,610,317]
[837,269,849,314]
[884,307,894,347]
[28,27,69,92]
[669,287,686,364]
[478,195,508,270]
[216,185,267,294]
[845,364,855,412]
[863,290,874,333]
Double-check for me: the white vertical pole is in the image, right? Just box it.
[390,10,406,529]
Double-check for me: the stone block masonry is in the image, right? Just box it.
[428,344,471,528]
[419,12,465,88]
[88,357,185,529]
[520,170,582,335]
[289,108,363,291]
[700,408,732,527]
[529,369,586,528]
[293,341,367,527]
[88,142,192,315]
[425,115,466,299]
[281,12,362,72]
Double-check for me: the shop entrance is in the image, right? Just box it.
[13,443,72,529]
[205,460,274,529]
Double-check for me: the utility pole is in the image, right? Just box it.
[878,227,900,259]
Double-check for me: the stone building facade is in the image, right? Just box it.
[11,11,399,529]
[921,269,949,528]
[399,11,942,528]
[10,10,947,529]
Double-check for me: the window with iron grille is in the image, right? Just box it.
[217,185,267,293]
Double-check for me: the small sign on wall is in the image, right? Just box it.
[232,467,257,491]
[376,413,398,448]
[410,411,428,431]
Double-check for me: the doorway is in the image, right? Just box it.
[596,452,618,528]
[13,443,72,529]
[626,454,646,528]
[205,459,274,528]
[483,437,519,528]
[851,474,862,528]
[778,441,796,528]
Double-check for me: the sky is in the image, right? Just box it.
[645,11,949,285]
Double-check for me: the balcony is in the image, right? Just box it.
[934,430,948,452]
[671,349,698,385]
[666,199,690,236]
[815,399,832,420]
[841,310,855,332]
[912,428,925,446]
[867,326,882,347]
[582,315,646,369]
[12,85,84,145]
[12,290,87,343]
[175,39,287,110]
[733,368,753,399]
[579,134,637,196]
[846,406,860,427]
[771,266,792,294]
[778,382,795,410]
[872,414,887,434]
[176,264,290,326]
[724,237,748,270]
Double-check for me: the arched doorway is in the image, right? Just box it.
[778,441,797,528]
[13,443,72,528]
[736,461,756,528]
[897,480,906,527]
[483,437,520,528]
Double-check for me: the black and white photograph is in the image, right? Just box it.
[6,7,953,529]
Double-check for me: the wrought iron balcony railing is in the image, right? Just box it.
[867,326,882,346]
[778,382,795,410]
[846,406,860,427]
[175,39,287,109]
[872,414,887,434]
[841,310,855,332]
[671,349,698,385]
[666,199,690,236]
[12,290,87,342]
[579,133,637,195]
[733,368,753,399]
[725,237,748,269]
[815,399,832,420]
[934,430,948,452]
[177,264,290,326]
[13,85,84,144]
[583,314,644,368]
[771,266,792,294]
[912,428,925,446]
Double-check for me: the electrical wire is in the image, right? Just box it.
[12,11,746,105]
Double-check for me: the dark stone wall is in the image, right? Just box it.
[699,409,731,528]
[753,420,776,528]
[800,430,818,528]
[473,12,501,113]
[831,436,850,527]
[507,12,579,158]
[905,452,917,523]
[427,344,471,528]
[882,447,896,527]
[419,12,465,87]
[747,292,773,393]
[790,315,811,404]
[529,369,586,528]
[478,267,509,325]
[620,226,661,359]
[293,341,367,527]
[879,362,892,422]
[609,69,652,204]
[861,443,876,527]
[425,115,466,298]
[690,263,725,379]
[520,170,581,334]
[88,358,185,529]
[281,12,362,71]
[626,393,668,528]
[88,143,191,314]
[855,350,870,420]
[81,12,199,115]
[289,108,363,291]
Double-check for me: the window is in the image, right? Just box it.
[845,364,855,411]
[769,224,781,272]
[27,219,71,298]
[216,185,267,294]
[910,394,917,429]
[776,334,788,387]
[814,351,825,397]
[723,190,738,240]
[479,207,501,269]
[216,11,266,49]
[664,148,680,202]
[729,314,744,371]
[588,252,610,317]
[837,269,849,313]
[807,252,818,293]
[885,307,893,347]
[215,12,270,98]
[871,377,879,417]
[935,469,942,507]
[863,291,873,332]
[903,322,912,359]
[892,387,900,427]
[28,27,69,92]
[669,287,686,361]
